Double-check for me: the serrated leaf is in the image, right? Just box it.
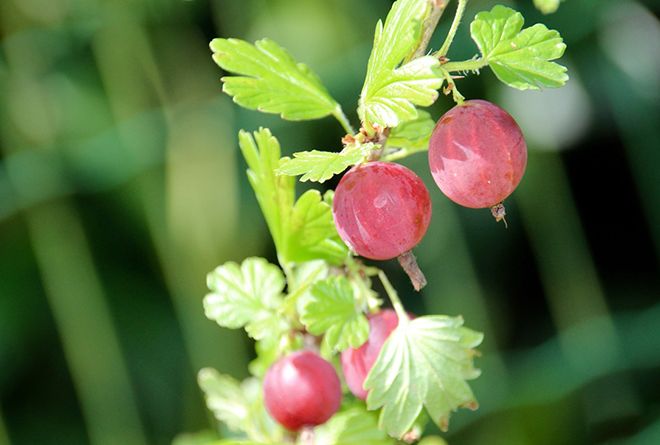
[198,369,283,443]
[534,0,561,14]
[300,276,369,352]
[385,110,435,157]
[287,190,348,264]
[314,407,394,445]
[197,369,248,432]
[359,0,443,128]
[364,316,483,438]
[204,257,288,340]
[277,142,372,183]
[211,38,340,121]
[239,129,294,254]
[470,5,568,90]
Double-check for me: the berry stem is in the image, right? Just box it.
[299,427,315,445]
[437,0,469,57]
[378,271,410,324]
[397,250,428,291]
[441,69,465,105]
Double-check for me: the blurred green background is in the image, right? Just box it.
[0,0,658,444]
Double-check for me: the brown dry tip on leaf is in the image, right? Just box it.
[491,202,508,227]
[463,400,479,411]
[398,250,427,291]
[438,415,449,432]
[401,428,422,444]
[342,134,356,145]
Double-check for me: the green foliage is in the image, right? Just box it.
[470,5,568,90]
[300,276,370,353]
[314,406,395,445]
[210,38,341,121]
[384,110,435,159]
[287,190,349,264]
[364,316,483,438]
[534,0,562,14]
[204,258,288,340]
[277,142,374,183]
[239,129,294,255]
[240,129,347,264]
[359,0,442,128]
[198,369,283,443]
[201,0,570,442]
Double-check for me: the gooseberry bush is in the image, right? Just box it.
[185,1,568,444]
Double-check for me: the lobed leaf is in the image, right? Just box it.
[470,5,568,90]
[359,0,443,128]
[300,276,369,353]
[364,316,483,438]
[204,257,288,340]
[239,129,294,253]
[314,406,395,445]
[287,190,349,264]
[277,143,372,183]
[211,38,340,120]
[197,369,283,442]
[385,110,435,156]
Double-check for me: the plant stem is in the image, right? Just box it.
[437,0,468,57]
[442,58,488,73]
[408,0,451,61]
[441,69,465,104]
[378,271,410,324]
[333,106,355,135]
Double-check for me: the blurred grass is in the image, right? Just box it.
[0,0,658,444]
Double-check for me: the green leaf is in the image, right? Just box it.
[198,369,284,443]
[364,316,483,438]
[314,406,394,445]
[385,110,435,159]
[197,369,248,432]
[204,257,288,340]
[210,38,340,120]
[359,0,443,128]
[239,129,294,254]
[286,190,348,264]
[534,0,561,14]
[277,142,373,183]
[300,276,369,353]
[470,5,568,90]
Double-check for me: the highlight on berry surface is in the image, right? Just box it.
[429,99,527,221]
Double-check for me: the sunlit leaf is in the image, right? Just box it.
[365,316,483,438]
[211,38,340,120]
[471,5,568,89]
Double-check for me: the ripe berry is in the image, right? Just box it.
[332,162,431,261]
[428,99,527,220]
[263,350,341,431]
[340,309,401,400]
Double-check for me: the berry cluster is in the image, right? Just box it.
[333,100,527,288]
[264,100,527,431]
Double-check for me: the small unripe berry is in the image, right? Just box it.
[332,162,431,261]
[429,99,527,211]
[263,350,341,431]
[340,309,401,400]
